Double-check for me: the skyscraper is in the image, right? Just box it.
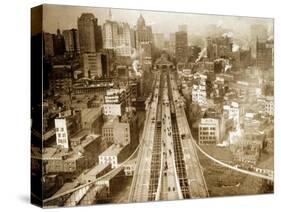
[103,20,133,57]
[206,36,233,60]
[78,13,102,53]
[135,14,153,64]
[175,31,188,63]
[153,33,165,49]
[82,52,103,78]
[43,32,54,57]
[62,28,80,55]
[169,33,176,53]
[136,14,153,47]
[256,39,273,70]
[95,25,103,52]
[250,24,268,58]
[53,29,65,56]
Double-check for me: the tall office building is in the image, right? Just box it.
[43,32,54,57]
[83,53,103,78]
[198,118,220,145]
[78,13,102,53]
[206,36,233,60]
[169,33,176,53]
[153,33,165,49]
[175,31,188,63]
[53,29,65,56]
[62,28,80,55]
[81,51,109,79]
[256,39,273,70]
[103,20,133,57]
[95,25,103,52]
[250,24,268,58]
[136,14,153,46]
[135,14,153,64]
[178,24,188,32]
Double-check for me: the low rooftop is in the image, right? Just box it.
[99,144,124,157]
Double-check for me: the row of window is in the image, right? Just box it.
[100,156,116,160]
[103,133,113,137]
[57,133,66,138]
[199,127,216,130]
[200,140,216,144]
[199,136,216,140]
[56,128,64,132]
[199,131,215,135]
[57,139,67,143]
[103,129,113,132]
[100,160,116,165]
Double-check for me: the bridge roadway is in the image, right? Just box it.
[168,73,209,198]
[159,79,183,200]
[128,73,162,202]
[130,70,206,202]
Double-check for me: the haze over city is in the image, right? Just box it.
[43,4,273,42]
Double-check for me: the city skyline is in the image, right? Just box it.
[43,4,273,39]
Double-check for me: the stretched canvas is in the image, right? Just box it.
[31,4,274,208]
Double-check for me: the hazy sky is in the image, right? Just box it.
[42,4,273,39]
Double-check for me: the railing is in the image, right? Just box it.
[192,140,274,181]
[43,142,141,206]
[128,73,160,202]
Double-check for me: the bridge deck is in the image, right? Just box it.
[169,73,209,198]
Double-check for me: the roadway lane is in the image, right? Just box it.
[129,73,161,202]
[169,73,208,198]
[160,81,182,200]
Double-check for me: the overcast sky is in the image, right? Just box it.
[42,4,273,39]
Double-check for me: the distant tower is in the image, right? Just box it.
[53,28,65,55]
[56,28,61,36]
[250,24,267,58]
[78,13,103,53]
[137,14,146,28]
[135,14,153,65]
[108,8,112,21]
[175,31,188,63]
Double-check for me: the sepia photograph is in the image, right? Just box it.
[31,3,274,208]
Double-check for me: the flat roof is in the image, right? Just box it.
[42,147,60,159]
[81,107,102,123]
[84,164,110,177]
[99,144,124,157]
[102,118,118,128]
[43,134,100,160]
[70,130,88,140]
[42,148,81,161]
